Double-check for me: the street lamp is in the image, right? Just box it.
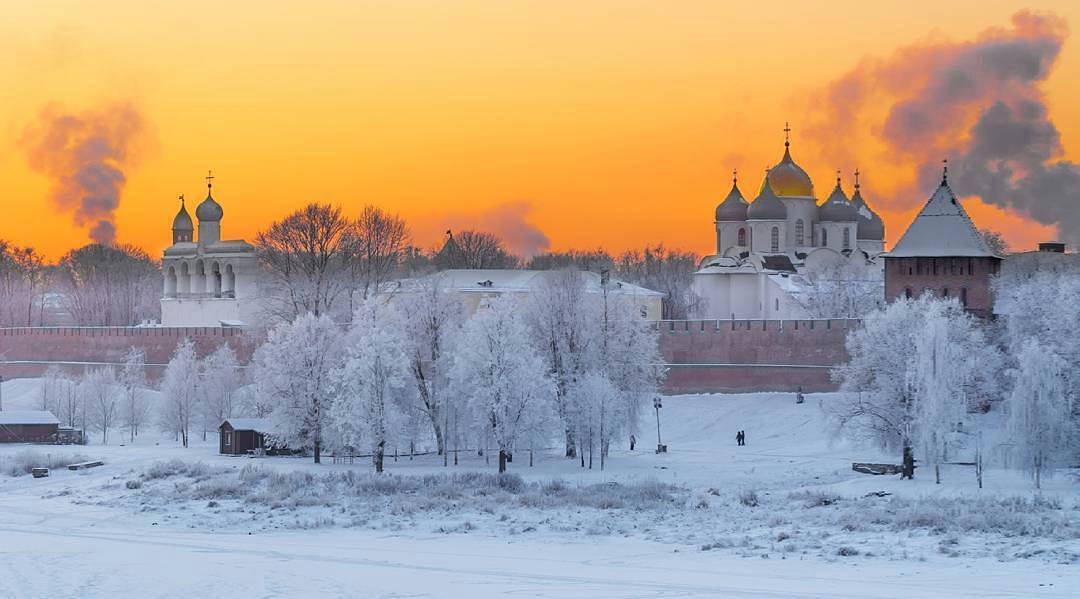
[653,396,666,454]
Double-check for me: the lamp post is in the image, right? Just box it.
[653,396,666,453]
[0,373,4,411]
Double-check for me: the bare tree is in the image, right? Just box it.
[120,348,150,442]
[345,205,410,308]
[0,241,48,326]
[614,245,700,319]
[434,230,518,270]
[979,228,1009,256]
[55,243,160,326]
[83,366,120,445]
[256,203,352,321]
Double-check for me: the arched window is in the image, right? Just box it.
[770,227,779,252]
[737,228,747,247]
[960,287,968,307]
[904,287,913,299]
[795,220,805,246]
[842,228,851,250]
[821,228,829,248]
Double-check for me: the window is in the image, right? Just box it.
[225,432,233,446]
[795,220,805,246]
[821,229,829,247]
[770,227,779,252]
[737,228,747,246]
[960,287,968,307]
[842,228,851,250]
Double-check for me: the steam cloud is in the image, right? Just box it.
[807,11,1080,245]
[20,103,145,246]
[419,201,551,258]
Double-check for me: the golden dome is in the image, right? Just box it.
[761,144,815,198]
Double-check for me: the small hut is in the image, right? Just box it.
[218,418,273,455]
[0,411,61,443]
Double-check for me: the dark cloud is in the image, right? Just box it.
[806,11,1079,245]
[20,103,145,245]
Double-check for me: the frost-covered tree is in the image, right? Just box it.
[253,312,344,463]
[568,372,630,471]
[792,260,883,319]
[525,270,597,458]
[82,366,120,445]
[394,275,464,458]
[40,365,67,412]
[1008,341,1073,488]
[451,297,555,472]
[831,296,1002,475]
[160,339,200,447]
[330,299,411,472]
[199,344,243,441]
[595,292,663,450]
[119,348,150,442]
[52,370,83,430]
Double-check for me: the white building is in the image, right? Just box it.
[692,130,886,320]
[161,177,263,326]
[385,269,666,320]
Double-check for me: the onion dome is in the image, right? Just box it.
[849,171,885,240]
[715,172,748,221]
[747,171,787,220]
[172,197,194,232]
[196,190,223,222]
[818,174,857,222]
[763,126,814,197]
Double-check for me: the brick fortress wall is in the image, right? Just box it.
[1,320,854,393]
[0,327,258,380]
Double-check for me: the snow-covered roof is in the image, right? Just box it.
[887,182,998,258]
[221,418,272,432]
[388,270,664,297]
[0,410,60,425]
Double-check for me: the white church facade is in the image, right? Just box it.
[161,175,263,327]
[692,129,886,320]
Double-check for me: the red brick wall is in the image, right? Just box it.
[0,327,259,380]
[884,256,1001,316]
[2,320,856,393]
[654,319,853,393]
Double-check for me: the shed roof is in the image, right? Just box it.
[0,411,60,425]
[221,418,273,432]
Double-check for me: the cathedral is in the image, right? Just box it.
[161,174,262,326]
[692,128,886,320]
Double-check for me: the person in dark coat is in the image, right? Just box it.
[629,434,636,451]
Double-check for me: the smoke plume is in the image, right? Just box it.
[20,103,145,246]
[806,11,1079,245]
[416,201,551,258]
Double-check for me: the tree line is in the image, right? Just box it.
[155,270,663,473]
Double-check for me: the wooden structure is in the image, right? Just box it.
[219,418,272,455]
[0,411,60,443]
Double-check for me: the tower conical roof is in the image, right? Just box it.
[888,176,997,258]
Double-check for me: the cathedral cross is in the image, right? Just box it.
[854,169,860,189]
[783,122,791,146]
[206,170,215,189]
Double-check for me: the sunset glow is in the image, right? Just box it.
[3,1,1078,260]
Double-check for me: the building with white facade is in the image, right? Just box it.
[692,129,886,320]
[161,177,263,326]
[385,269,666,320]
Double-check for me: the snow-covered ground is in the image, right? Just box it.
[1,378,1077,598]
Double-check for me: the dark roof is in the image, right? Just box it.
[761,255,796,272]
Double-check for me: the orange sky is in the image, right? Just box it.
[2,1,1077,260]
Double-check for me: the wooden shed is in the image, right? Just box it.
[0,411,61,443]
[219,418,272,455]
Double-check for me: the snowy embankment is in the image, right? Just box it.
[1,380,1078,597]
